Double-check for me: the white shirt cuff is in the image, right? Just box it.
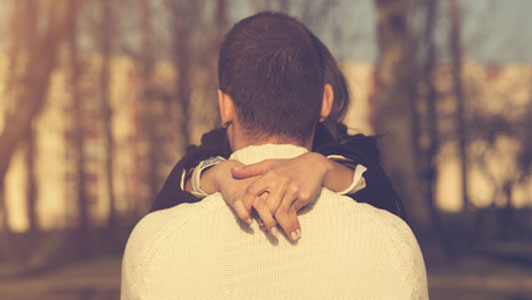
[180,169,187,192]
[326,155,367,195]
[181,168,210,198]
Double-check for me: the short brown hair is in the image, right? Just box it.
[218,12,325,142]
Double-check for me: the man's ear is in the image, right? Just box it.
[319,83,334,122]
[218,89,235,127]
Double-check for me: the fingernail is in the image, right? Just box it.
[296,229,301,238]
[271,227,279,236]
[291,231,298,240]
[233,167,242,171]
[246,218,253,225]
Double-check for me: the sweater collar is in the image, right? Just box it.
[229,144,308,165]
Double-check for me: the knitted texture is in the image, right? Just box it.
[121,144,428,300]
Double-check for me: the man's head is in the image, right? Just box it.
[217,12,333,150]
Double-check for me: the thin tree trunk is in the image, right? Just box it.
[170,0,192,148]
[278,0,290,12]
[140,0,160,216]
[449,0,469,211]
[500,181,514,238]
[216,0,227,32]
[100,0,117,234]
[25,123,39,234]
[23,0,39,239]
[0,177,10,260]
[69,4,90,259]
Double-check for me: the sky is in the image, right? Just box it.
[0,0,530,64]
[229,0,532,64]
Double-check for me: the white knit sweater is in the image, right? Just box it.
[121,144,429,300]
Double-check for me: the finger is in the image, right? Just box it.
[255,193,269,229]
[288,205,301,240]
[265,178,288,212]
[275,186,300,240]
[233,200,253,225]
[292,198,307,211]
[231,160,275,179]
[241,179,271,212]
[253,197,278,236]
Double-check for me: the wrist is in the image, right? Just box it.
[201,165,220,194]
[191,156,226,197]
[209,163,224,193]
[311,152,334,182]
[210,160,242,193]
[322,156,356,193]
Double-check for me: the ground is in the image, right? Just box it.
[1,252,531,300]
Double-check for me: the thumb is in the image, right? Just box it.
[231,160,275,179]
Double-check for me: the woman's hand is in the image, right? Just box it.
[199,160,257,225]
[231,152,336,240]
[198,153,355,241]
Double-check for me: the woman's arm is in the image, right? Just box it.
[315,134,408,221]
[150,153,200,212]
[150,128,232,212]
[186,153,357,195]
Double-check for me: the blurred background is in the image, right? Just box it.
[0,0,531,299]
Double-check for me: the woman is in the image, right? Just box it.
[151,27,406,239]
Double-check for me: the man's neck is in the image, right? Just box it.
[231,134,312,152]
[229,143,309,165]
[226,118,315,152]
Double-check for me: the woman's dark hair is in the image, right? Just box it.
[307,32,351,140]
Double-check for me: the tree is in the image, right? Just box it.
[449,0,470,212]
[68,1,91,259]
[98,0,118,234]
[138,0,159,216]
[167,0,201,148]
[0,0,78,259]
[372,0,432,233]
[0,0,78,189]
[22,0,39,237]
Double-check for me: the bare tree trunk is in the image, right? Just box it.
[278,0,290,12]
[68,4,90,259]
[1,0,75,261]
[0,0,77,181]
[373,0,431,233]
[216,0,227,32]
[99,0,117,234]
[139,0,160,216]
[449,0,469,211]
[169,0,194,148]
[419,0,455,255]
[24,0,39,238]
[25,123,39,234]
[0,177,10,260]
[421,0,439,219]
[500,181,514,238]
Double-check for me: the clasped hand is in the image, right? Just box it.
[208,152,332,241]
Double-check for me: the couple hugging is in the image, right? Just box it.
[121,12,428,300]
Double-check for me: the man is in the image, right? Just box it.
[121,12,428,300]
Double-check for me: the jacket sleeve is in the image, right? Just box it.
[315,134,408,222]
[150,128,232,212]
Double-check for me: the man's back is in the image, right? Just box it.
[121,145,428,300]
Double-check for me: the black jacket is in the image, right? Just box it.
[151,123,407,222]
